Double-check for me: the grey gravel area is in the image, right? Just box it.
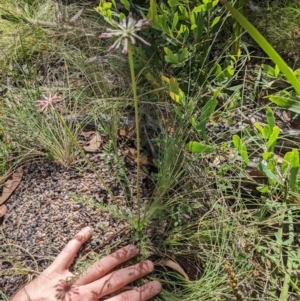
[0,152,142,297]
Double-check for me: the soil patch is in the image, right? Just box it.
[0,152,140,297]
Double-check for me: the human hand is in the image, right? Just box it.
[11,226,161,301]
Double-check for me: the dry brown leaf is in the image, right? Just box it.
[0,204,7,217]
[0,167,23,205]
[80,130,96,139]
[253,270,260,277]
[156,259,189,280]
[266,258,272,270]
[118,126,135,139]
[83,133,103,152]
[122,147,150,166]
[119,128,127,136]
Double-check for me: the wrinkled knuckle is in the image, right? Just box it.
[93,261,106,275]
[110,272,123,287]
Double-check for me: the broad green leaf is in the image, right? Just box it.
[157,15,167,29]
[161,74,170,84]
[169,91,184,105]
[262,64,276,77]
[178,48,188,62]
[263,125,271,139]
[164,47,178,64]
[178,24,187,35]
[215,64,225,83]
[220,0,300,94]
[168,0,180,7]
[199,98,217,140]
[178,6,189,19]
[258,162,281,183]
[120,0,130,10]
[267,126,280,152]
[266,106,275,130]
[225,65,235,77]
[269,93,300,114]
[254,122,264,135]
[169,77,180,94]
[187,141,215,154]
[193,4,206,13]
[257,185,269,193]
[171,11,178,30]
[148,0,161,30]
[282,151,291,176]
[262,151,274,161]
[210,16,221,28]
[254,122,271,139]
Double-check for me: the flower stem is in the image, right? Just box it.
[127,43,141,230]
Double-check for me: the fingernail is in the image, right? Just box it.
[145,260,154,272]
[152,281,162,293]
[83,226,93,234]
[127,245,138,256]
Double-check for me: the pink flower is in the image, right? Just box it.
[35,91,61,113]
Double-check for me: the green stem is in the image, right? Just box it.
[232,0,245,55]
[127,43,141,229]
[279,208,294,301]
[55,111,117,202]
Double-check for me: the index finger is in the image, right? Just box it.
[49,226,93,272]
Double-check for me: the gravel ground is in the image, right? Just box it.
[0,151,143,298]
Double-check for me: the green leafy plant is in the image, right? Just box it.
[231,106,300,298]
[220,0,300,95]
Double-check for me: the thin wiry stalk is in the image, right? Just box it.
[127,43,141,229]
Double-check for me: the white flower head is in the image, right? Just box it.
[99,13,151,54]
